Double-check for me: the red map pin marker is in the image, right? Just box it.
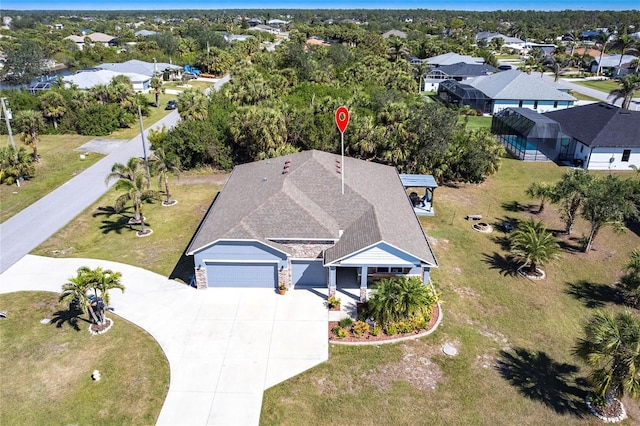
[335,106,349,134]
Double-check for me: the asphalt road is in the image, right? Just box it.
[0,76,230,274]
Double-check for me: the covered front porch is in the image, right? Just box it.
[327,264,431,302]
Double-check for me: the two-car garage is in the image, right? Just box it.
[205,262,278,288]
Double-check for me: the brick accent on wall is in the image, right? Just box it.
[195,268,207,290]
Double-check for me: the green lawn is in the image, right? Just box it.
[572,79,620,94]
[162,80,212,92]
[34,170,226,279]
[106,93,176,141]
[0,291,169,425]
[0,135,103,223]
[461,115,493,129]
[260,159,640,425]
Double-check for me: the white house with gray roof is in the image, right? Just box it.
[438,69,575,114]
[97,59,181,77]
[186,150,437,300]
[63,69,151,90]
[427,52,485,67]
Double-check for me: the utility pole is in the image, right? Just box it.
[138,105,151,179]
[0,97,17,160]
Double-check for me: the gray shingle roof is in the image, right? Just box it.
[187,150,437,267]
[469,69,576,101]
[427,52,485,66]
[97,59,181,77]
[544,102,640,148]
[434,62,498,77]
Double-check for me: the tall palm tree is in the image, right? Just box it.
[573,310,640,410]
[40,90,66,129]
[177,88,208,121]
[596,31,613,77]
[150,147,180,206]
[609,74,640,110]
[620,249,640,307]
[510,219,560,277]
[90,266,125,324]
[14,110,44,163]
[60,268,100,324]
[150,77,164,107]
[610,30,639,76]
[525,181,554,213]
[105,157,156,228]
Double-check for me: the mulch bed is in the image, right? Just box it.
[329,304,440,343]
[592,399,624,418]
[89,318,112,334]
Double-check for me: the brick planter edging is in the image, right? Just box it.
[330,300,444,346]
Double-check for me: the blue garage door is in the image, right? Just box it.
[206,262,277,288]
[292,260,326,287]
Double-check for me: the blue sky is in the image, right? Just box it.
[1,0,638,11]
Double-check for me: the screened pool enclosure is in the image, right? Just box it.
[491,108,574,162]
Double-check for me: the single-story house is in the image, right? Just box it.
[475,32,526,51]
[135,29,158,37]
[426,52,485,67]
[422,62,498,92]
[589,54,638,76]
[491,103,640,169]
[63,69,151,91]
[64,32,116,49]
[97,59,181,78]
[438,69,575,114]
[186,150,438,300]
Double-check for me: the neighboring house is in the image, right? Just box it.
[267,19,290,25]
[186,150,438,300]
[224,34,253,43]
[422,62,498,92]
[426,52,485,67]
[491,103,640,169]
[475,32,526,51]
[135,30,158,37]
[589,54,638,76]
[64,32,116,49]
[437,69,575,114]
[248,24,280,34]
[97,59,181,77]
[382,30,407,39]
[54,23,64,30]
[63,69,151,91]
[306,36,330,46]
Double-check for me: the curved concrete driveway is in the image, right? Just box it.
[0,255,328,425]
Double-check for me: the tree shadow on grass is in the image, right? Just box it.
[496,347,589,417]
[481,252,519,277]
[501,200,533,213]
[50,304,90,331]
[564,280,626,309]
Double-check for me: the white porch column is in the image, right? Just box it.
[328,266,337,297]
[359,266,368,302]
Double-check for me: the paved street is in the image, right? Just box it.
[0,76,230,274]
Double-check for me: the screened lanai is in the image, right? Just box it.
[437,80,492,113]
[491,108,574,162]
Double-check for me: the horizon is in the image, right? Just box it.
[1,0,638,12]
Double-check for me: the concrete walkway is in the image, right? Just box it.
[0,255,328,425]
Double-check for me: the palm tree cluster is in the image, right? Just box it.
[609,74,640,110]
[60,266,125,326]
[365,276,439,328]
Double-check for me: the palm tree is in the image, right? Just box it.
[0,145,34,185]
[105,157,157,231]
[573,310,640,412]
[550,169,595,235]
[60,268,100,324]
[177,88,208,121]
[610,30,639,76]
[510,219,560,277]
[40,90,66,129]
[150,147,180,206]
[14,110,44,162]
[609,74,640,110]
[150,77,164,107]
[620,249,640,307]
[596,31,613,77]
[90,266,125,324]
[525,181,554,213]
[366,276,437,327]
[388,37,410,62]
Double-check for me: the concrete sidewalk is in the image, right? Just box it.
[0,255,329,425]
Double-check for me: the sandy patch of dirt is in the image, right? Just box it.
[362,341,445,392]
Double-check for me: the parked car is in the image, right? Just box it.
[166,100,178,110]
